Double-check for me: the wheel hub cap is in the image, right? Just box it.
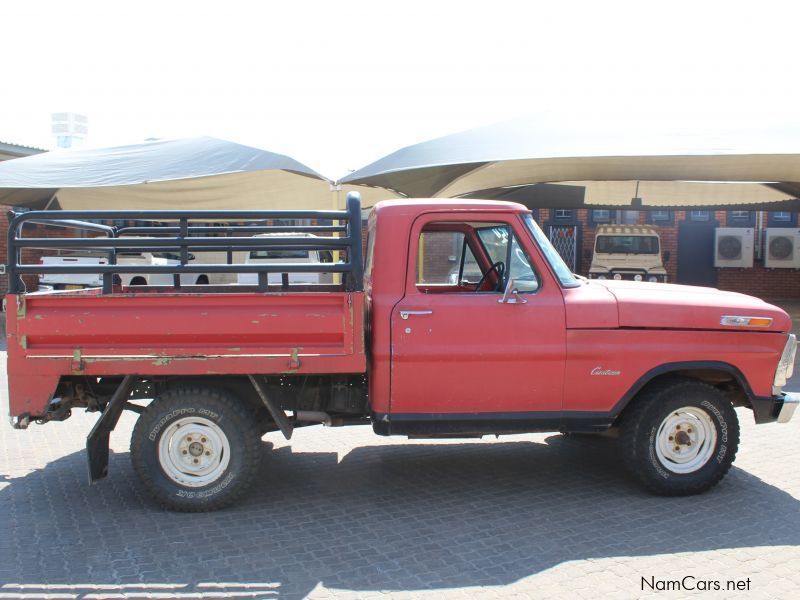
[188,442,204,457]
[158,417,231,487]
[655,406,717,474]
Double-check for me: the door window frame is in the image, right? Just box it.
[406,214,543,297]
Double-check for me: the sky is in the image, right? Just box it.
[1,0,799,179]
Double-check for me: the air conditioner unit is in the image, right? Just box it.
[764,228,800,268]
[714,228,754,268]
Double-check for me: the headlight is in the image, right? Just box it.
[647,275,658,283]
[613,274,622,280]
[774,334,797,395]
[634,274,643,281]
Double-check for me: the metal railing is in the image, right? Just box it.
[6,192,364,294]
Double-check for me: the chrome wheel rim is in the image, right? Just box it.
[655,406,717,474]
[158,417,231,487]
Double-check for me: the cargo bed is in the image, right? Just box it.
[6,289,365,417]
[5,196,365,420]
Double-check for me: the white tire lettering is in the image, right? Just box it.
[701,400,727,443]
[175,472,235,498]
[148,407,196,441]
[648,427,670,478]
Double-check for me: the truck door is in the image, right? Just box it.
[389,214,567,431]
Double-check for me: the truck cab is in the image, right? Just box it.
[365,201,569,427]
[588,224,668,282]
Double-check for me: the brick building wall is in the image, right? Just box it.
[3,203,798,300]
[717,265,800,299]
[2,204,101,293]
[1,144,47,294]
[0,205,9,293]
[0,205,49,293]
[535,207,800,300]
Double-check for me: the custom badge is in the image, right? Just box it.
[591,366,621,376]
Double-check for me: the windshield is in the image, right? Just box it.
[596,235,659,254]
[522,213,579,288]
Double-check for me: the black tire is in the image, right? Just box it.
[130,386,261,511]
[195,275,209,285]
[620,378,739,496]
[129,276,147,286]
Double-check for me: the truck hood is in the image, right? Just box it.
[564,279,792,332]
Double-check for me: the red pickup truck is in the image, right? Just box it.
[5,194,798,511]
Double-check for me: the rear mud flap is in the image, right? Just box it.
[86,375,136,483]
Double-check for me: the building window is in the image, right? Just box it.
[727,210,755,226]
[647,210,672,224]
[554,209,573,221]
[689,210,710,222]
[767,211,798,227]
[273,218,303,227]
[620,210,640,224]
[590,209,612,224]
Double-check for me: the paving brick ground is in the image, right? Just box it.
[0,305,798,599]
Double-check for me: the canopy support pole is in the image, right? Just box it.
[43,193,58,211]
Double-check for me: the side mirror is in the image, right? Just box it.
[663,250,671,262]
[498,278,527,304]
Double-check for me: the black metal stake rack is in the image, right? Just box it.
[6,193,364,295]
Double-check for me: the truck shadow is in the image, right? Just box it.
[1,434,798,599]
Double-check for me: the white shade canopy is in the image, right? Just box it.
[0,137,396,210]
[462,181,800,209]
[342,115,800,205]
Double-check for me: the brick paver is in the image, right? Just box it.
[1,327,798,598]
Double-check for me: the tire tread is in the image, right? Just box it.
[130,386,261,512]
[620,377,739,496]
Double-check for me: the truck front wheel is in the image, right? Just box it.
[620,378,739,495]
[130,387,262,511]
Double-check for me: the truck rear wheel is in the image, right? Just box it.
[130,387,262,511]
[620,378,739,495]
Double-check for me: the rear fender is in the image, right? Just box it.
[7,373,62,419]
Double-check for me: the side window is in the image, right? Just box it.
[508,236,539,292]
[416,231,479,285]
[477,226,510,265]
[416,222,539,293]
[476,226,538,293]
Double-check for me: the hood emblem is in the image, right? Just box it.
[591,367,621,376]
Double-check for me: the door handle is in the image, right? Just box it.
[399,310,433,320]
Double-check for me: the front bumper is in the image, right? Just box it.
[752,392,799,424]
[588,271,667,282]
[777,392,799,424]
